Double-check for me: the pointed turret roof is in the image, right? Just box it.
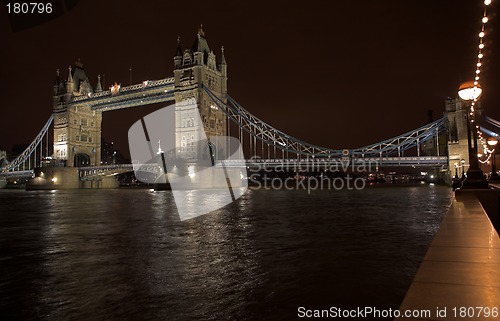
[175,37,183,56]
[68,60,93,94]
[191,24,210,53]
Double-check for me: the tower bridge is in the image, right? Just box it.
[0,27,496,188]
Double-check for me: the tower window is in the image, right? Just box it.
[81,118,88,126]
[76,136,80,141]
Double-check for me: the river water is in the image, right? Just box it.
[0,185,452,320]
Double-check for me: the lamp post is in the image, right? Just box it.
[488,137,499,180]
[457,81,488,188]
[460,159,466,180]
[452,162,461,191]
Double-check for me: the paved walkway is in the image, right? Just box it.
[490,182,500,190]
[396,192,500,321]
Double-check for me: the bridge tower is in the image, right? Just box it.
[53,61,102,167]
[445,97,479,181]
[173,26,228,158]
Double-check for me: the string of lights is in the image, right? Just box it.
[471,0,495,164]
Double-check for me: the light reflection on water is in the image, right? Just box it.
[0,186,452,320]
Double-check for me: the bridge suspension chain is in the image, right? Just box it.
[1,114,53,172]
[204,87,446,158]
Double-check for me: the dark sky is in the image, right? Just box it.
[1,0,499,157]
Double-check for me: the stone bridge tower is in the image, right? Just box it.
[53,61,102,167]
[445,96,479,181]
[173,26,228,159]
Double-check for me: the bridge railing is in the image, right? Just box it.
[217,156,448,167]
[78,164,134,180]
[0,170,34,178]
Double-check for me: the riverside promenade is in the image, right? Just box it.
[396,190,500,321]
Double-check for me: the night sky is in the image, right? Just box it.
[1,0,499,157]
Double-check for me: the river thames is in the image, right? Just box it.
[0,185,452,320]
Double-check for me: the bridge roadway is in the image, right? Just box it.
[76,156,448,180]
[0,156,448,180]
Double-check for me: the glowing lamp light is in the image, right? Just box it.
[110,82,121,96]
[479,31,485,38]
[52,177,58,183]
[458,81,482,101]
[482,17,489,23]
[488,137,498,146]
[479,43,485,49]
[188,166,196,178]
[485,0,491,5]
[478,53,483,59]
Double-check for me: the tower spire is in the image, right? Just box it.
[174,36,183,68]
[95,74,102,92]
[220,46,227,65]
[53,69,61,94]
[175,36,182,57]
[67,66,73,83]
[54,69,60,85]
[66,65,74,93]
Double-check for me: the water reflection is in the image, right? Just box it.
[0,186,452,320]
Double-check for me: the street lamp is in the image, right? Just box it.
[452,162,462,190]
[457,81,488,188]
[488,137,499,180]
[460,158,466,179]
[458,81,482,101]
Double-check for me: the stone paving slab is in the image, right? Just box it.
[395,192,500,321]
